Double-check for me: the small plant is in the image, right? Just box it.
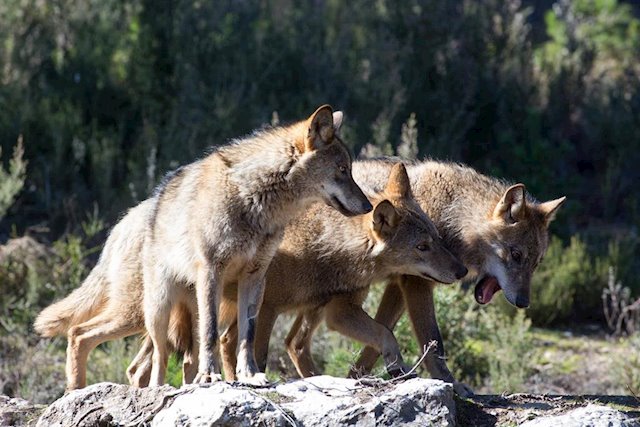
[0,136,27,220]
[603,267,640,336]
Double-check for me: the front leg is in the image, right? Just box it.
[325,293,412,378]
[194,264,223,384]
[399,276,474,397]
[235,272,269,385]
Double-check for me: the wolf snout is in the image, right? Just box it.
[515,295,530,308]
[454,265,468,280]
[359,199,373,214]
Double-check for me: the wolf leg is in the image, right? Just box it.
[285,307,323,377]
[254,304,278,373]
[349,279,405,378]
[66,311,142,390]
[127,336,154,387]
[219,298,238,381]
[325,293,411,378]
[399,276,474,396]
[235,274,269,385]
[194,264,223,384]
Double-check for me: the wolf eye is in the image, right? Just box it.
[417,243,429,251]
[338,165,347,174]
[511,247,522,263]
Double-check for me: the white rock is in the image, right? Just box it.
[520,403,639,427]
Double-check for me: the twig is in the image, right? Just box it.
[388,341,437,383]
[628,385,640,404]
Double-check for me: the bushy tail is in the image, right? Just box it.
[34,267,108,337]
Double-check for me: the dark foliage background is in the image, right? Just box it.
[1,0,639,327]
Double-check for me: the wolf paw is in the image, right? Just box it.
[387,362,417,379]
[236,372,270,386]
[453,381,474,397]
[194,372,223,384]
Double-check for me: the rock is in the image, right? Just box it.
[35,377,456,426]
[0,395,46,426]
[36,383,175,426]
[520,403,639,427]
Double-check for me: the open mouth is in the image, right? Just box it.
[474,275,502,305]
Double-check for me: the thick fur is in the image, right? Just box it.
[344,159,565,394]
[127,163,466,386]
[150,158,564,396]
[141,105,371,387]
[214,163,466,381]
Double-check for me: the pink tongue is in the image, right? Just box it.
[482,277,500,303]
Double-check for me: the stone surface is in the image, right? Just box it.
[0,395,46,427]
[520,403,639,427]
[32,377,455,426]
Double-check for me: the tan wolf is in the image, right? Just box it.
[34,105,372,389]
[127,162,466,385]
[141,104,372,387]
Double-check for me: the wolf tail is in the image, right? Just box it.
[34,266,108,337]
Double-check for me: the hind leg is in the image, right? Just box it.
[349,278,405,378]
[144,265,177,387]
[127,336,154,387]
[285,306,323,377]
[219,298,238,381]
[66,311,143,390]
[179,300,199,384]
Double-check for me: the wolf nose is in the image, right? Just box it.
[515,295,529,309]
[455,265,468,280]
[361,200,373,214]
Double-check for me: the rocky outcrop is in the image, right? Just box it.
[3,377,639,426]
[36,376,456,426]
[520,404,639,427]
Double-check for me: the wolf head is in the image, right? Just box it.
[474,184,566,308]
[370,163,467,283]
[299,105,372,217]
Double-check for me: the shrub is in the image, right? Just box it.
[0,136,26,220]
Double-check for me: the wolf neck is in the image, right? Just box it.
[216,126,313,230]
[316,209,389,285]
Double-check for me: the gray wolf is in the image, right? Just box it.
[35,105,372,389]
[346,158,565,395]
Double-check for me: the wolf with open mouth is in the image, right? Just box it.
[348,158,565,396]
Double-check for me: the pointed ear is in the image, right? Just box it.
[538,196,566,226]
[373,200,399,238]
[384,163,412,200]
[493,184,526,223]
[305,105,335,152]
[332,111,344,132]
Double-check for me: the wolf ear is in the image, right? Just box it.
[538,196,566,226]
[332,111,344,132]
[373,200,399,238]
[385,163,412,200]
[493,184,526,223]
[305,105,335,152]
